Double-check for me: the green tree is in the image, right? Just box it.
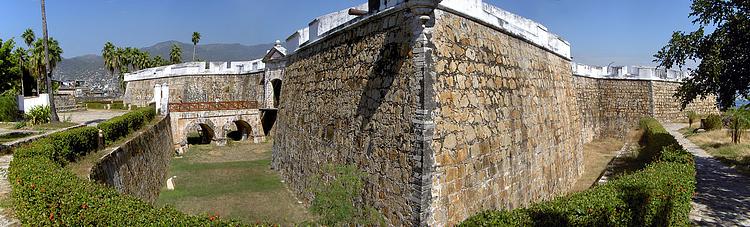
[29,37,62,92]
[726,107,750,144]
[22,29,35,48]
[0,37,22,93]
[191,32,201,61]
[654,0,750,110]
[170,44,182,64]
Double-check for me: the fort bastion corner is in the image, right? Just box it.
[118,0,719,226]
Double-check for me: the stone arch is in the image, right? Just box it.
[183,119,217,145]
[271,79,282,108]
[227,119,253,141]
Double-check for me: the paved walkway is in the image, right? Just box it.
[0,155,19,226]
[664,123,750,226]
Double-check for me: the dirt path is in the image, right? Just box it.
[664,123,750,226]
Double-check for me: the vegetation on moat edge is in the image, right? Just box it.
[7,107,266,225]
[460,118,695,226]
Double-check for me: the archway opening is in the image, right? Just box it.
[271,79,282,108]
[227,120,253,141]
[187,123,215,145]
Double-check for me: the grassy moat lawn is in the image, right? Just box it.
[155,140,314,225]
[680,126,750,175]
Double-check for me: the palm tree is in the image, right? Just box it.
[40,0,58,122]
[22,29,35,48]
[170,44,182,64]
[191,32,201,61]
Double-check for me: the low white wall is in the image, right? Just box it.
[18,94,50,113]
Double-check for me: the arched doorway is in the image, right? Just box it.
[186,123,215,145]
[227,120,253,141]
[271,79,282,108]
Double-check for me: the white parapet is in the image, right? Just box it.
[17,94,50,113]
[572,62,691,82]
[284,0,571,59]
[153,84,162,114]
[124,59,265,82]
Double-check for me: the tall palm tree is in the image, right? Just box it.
[40,0,58,122]
[170,44,182,64]
[22,29,35,48]
[191,32,201,61]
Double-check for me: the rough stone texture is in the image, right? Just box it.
[427,10,583,226]
[573,76,719,143]
[652,81,719,122]
[122,72,264,107]
[89,114,173,203]
[272,9,421,226]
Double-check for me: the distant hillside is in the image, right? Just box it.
[53,41,274,92]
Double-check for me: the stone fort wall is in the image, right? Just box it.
[271,9,421,226]
[90,114,173,203]
[122,73,264,106]
[573,76,718,143]
[427,10,583,225]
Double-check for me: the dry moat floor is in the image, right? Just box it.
[155,140,314,225]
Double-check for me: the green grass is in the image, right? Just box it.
[681,127,750,176]
[27,122,78,131]
[156,142,314,225]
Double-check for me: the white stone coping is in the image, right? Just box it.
[438,0,571,59]
[124,59,265,82]
[285,0,571,60]
[572,62,690,82]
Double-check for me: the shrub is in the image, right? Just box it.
[25,105,51,125]
[704,114,723,131]
[0,93,20,122]
[460,118,695,226]
[310,165,384,226]
[9,108,249,226]
[97,107,156,144]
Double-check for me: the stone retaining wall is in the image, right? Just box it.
[427,10,583,225]
[572,76,719,143]
[272,8,420,226]
[652,80,719,122]
[122,73,264,106]
[89,114,173,203]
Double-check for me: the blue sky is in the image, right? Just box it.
[0,0,698,66]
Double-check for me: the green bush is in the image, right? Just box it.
[9,108,249,226]
[97,107,156,144]
[310,165,384,226]
[0,93,20,122]
[460,118,695,226]
[25,105,51,125]
[704,114,723,131]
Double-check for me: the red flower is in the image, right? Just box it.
[49,212,54,221]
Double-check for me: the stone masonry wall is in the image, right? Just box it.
[572,76,603,143]
[123,72,264,106]
[572,77,719,143]
[427,10,583,225]
[652,80,719,122]
[90,114,173,203]
[271,9,421,226]
[597,79,652,139]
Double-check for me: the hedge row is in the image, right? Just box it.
[460,118,696,226]
[97,107,156,144]
[9,107,247,226]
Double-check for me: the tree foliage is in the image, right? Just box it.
[725,106,750,143]
[655,0,750,110]
[170,44,182,64]
[0,37,22,93]
[192,32,201,61]
[102,42,172,91]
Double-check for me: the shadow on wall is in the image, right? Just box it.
[354,41,405,132]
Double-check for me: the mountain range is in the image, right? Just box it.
[53,41,274,91]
